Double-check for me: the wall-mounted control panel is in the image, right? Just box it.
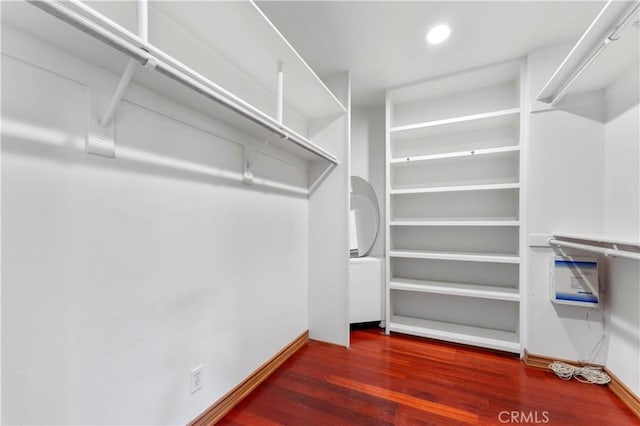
[550,257,599,307]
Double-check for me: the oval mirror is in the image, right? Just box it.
[350,176,380,257]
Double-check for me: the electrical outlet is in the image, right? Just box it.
[190,365,203,394]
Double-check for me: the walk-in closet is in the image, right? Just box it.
[1,1,638,424]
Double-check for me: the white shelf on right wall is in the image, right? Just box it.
[385,60,526,354]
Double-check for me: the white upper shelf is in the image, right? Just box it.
[152,1,346,120]
[537,1,640,104]
[1,1,343,165]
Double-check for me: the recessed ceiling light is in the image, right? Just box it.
[426,24,451,45]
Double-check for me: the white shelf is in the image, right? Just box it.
[390,145,520,166]
[390,278,520,302]
[390,219,520,227]
[390,182,520,195]
[390,249,520,264]
[390,108,520,136]
[388,315,520,353]
[386,60,524,354]
[1,1,342,165]
[152,1,346,120]
[537,1,639,104]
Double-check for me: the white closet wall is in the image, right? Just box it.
[308,72,351,346]
[351,106,385,257]
[1,1,349,423]
[527,44,605,365]
[1,34,304,424]
[527,39,639,394]
[603,63,640,395]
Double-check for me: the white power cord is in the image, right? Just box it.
[549,361,611,385]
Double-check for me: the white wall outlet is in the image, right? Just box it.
[190,365,203,394]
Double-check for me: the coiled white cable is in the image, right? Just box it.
[549,361,611,385]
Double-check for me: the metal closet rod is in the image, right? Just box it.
[27,0,338,166]
[549,238,640,261]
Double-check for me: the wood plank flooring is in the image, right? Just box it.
[219,328,639,425]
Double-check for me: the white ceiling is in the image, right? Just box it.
[257,1,606,106]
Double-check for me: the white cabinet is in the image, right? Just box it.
[385,61,526,353]
[349,257,383,324]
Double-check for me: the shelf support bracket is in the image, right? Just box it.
[308,160,337,195]
[243,136,273,185]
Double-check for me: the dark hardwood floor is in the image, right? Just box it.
[219,328,638,425]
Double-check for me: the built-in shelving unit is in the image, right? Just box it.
[385,60,526,353]
[1,0,344,190]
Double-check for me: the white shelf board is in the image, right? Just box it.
[390,182,520,195]
[389,108,520,141]
[390,219,520,227]
[152,1,346,120]
[553,233,640,248]
[389,315,520,353]
[390,145,520,166]
[389,249,520,264]
[1,1,339,164]
[390,278,520,302]
[537,1,640,103]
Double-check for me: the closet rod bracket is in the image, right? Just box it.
[243,136,274,185]
[87,59,139,157]
[242,146,254,184]
[87,55,157,158]
[309,160,337,195]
